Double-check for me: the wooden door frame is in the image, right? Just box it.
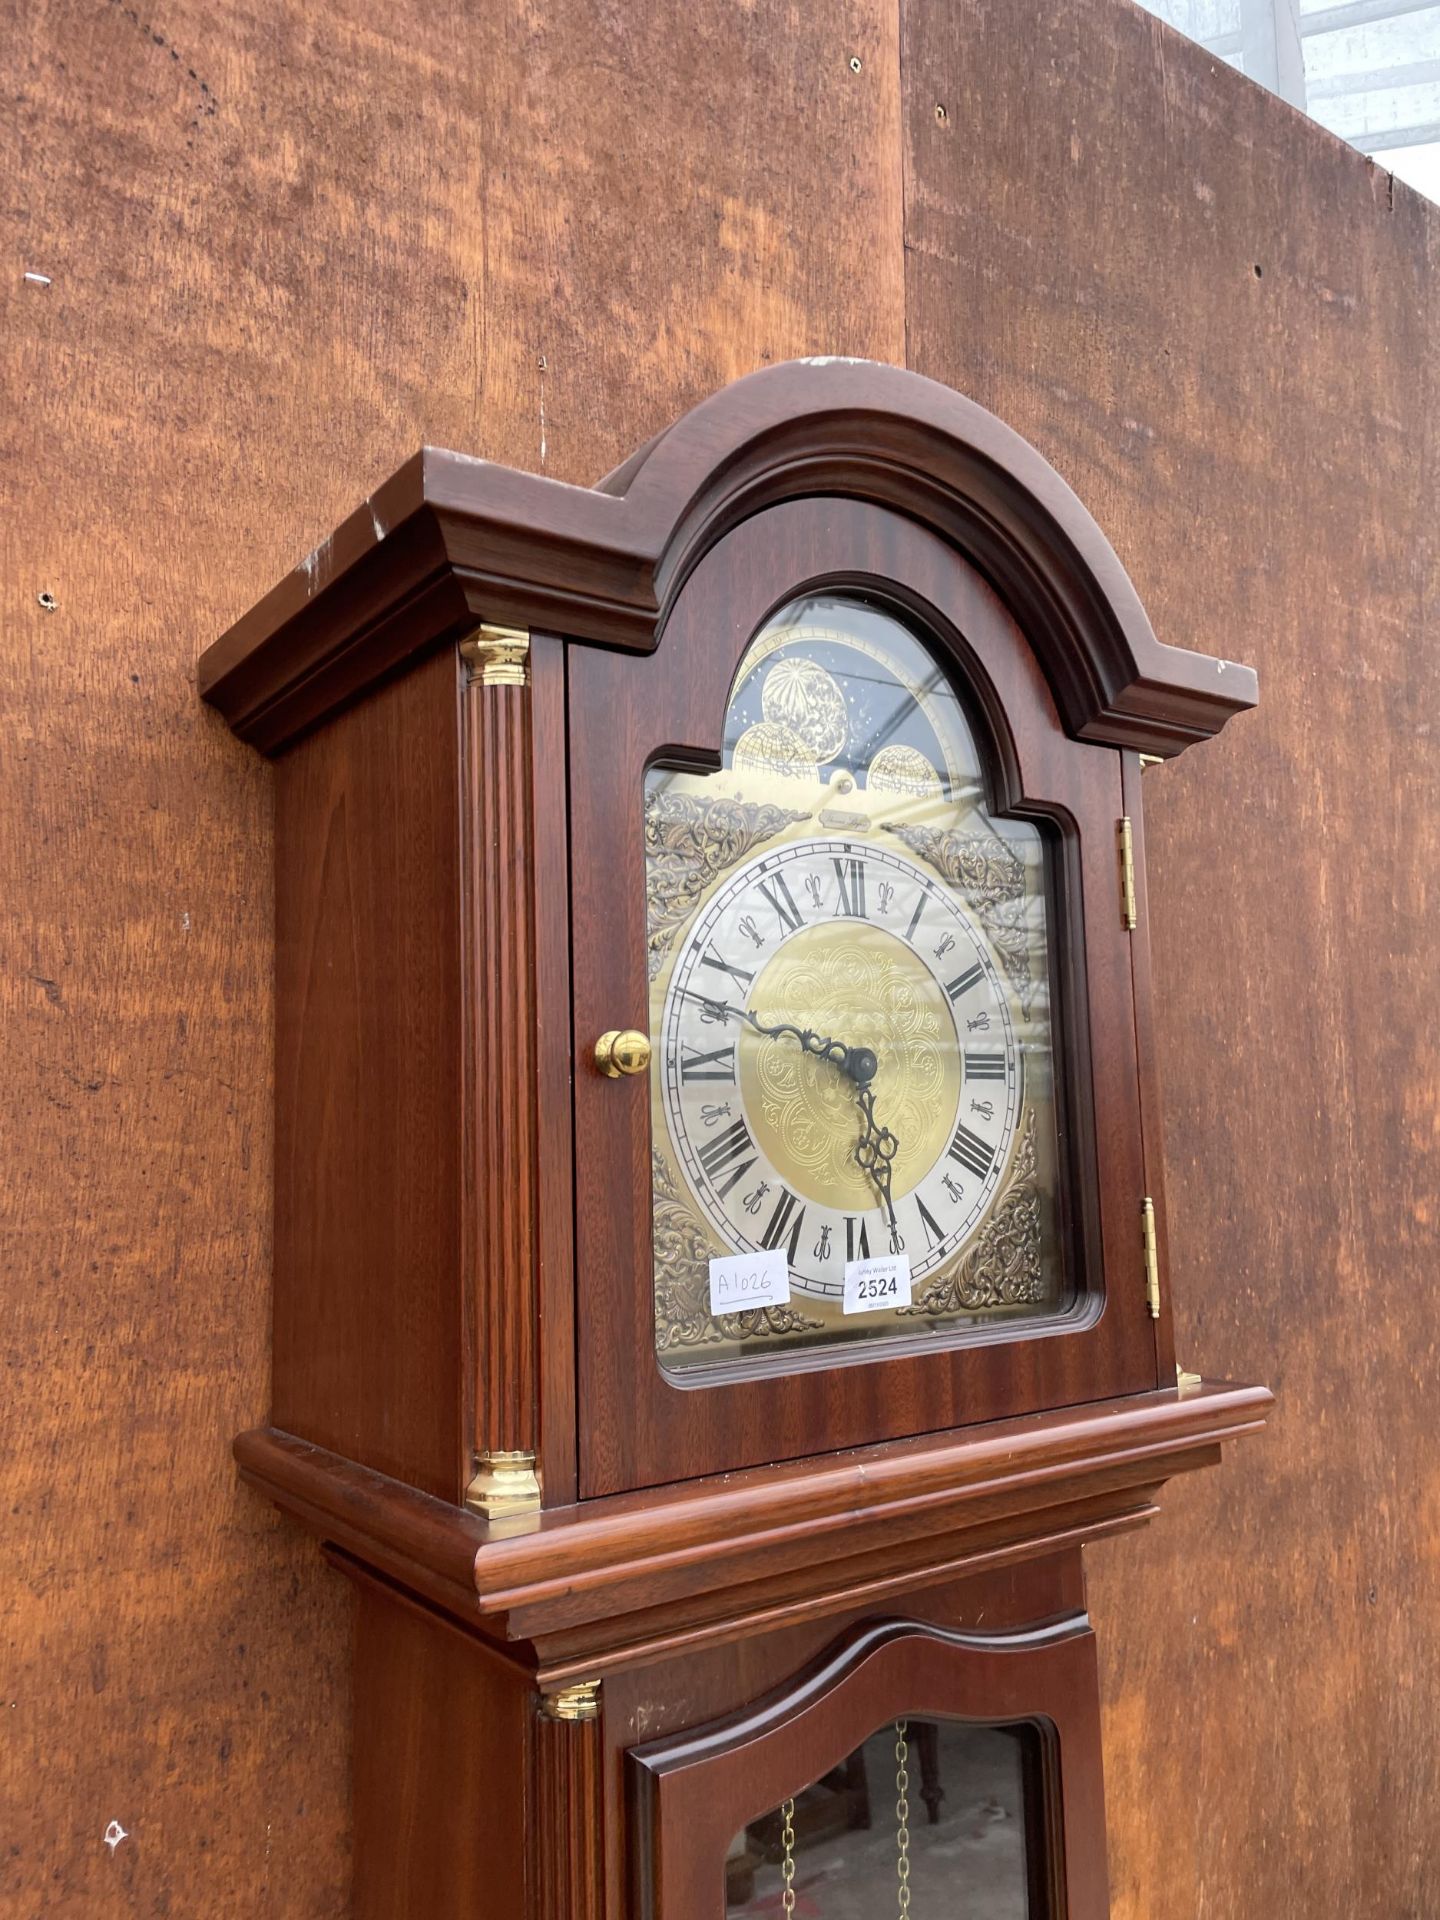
[630,1612,1108,1919]
[570,497,1156,1496]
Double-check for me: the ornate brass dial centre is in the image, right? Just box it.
[740,922,961,1212]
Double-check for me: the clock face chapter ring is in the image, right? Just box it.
[659,836,1022,1300]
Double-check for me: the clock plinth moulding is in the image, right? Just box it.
[202,358,1269,1919]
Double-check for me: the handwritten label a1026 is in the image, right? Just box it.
[843,1252,912,1315]
[708,1248,791,1316]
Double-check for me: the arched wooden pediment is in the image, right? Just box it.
[200,357,1255,759]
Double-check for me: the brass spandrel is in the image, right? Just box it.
[644,789,811,981]
[901,1109,1043,1316]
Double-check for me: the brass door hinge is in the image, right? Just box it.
[1141,1198,1161,1319]
[1118,817,1138,931]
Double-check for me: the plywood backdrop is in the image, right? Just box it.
[2,0,1434,1913]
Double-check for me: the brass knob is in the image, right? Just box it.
[594,1029,651,1077]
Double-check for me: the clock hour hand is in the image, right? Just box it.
[740,1011,879,1087]
[674,995,865,1078]
[684,992,897,1222]
[854,1085,900,1227]
[724,1007,895,1214]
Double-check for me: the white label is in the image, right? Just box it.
[843,1253,912,1315]
[709,1247,791,1315]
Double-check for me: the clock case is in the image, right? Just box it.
[201,360,1270,1918]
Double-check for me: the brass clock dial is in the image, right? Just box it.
[646,595,1066,1369]
[659,837,1021,1298]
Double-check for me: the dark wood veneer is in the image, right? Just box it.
[273,646,465,1498]
[202,359,1267,1918]
[234,1379,1269,1679]
[571,495,1152,1493]
[632,1615,1108,1918]
[537,1688,607,1920]
[198,360,1256,760]
[462,633,578,1501]
[1121,752,1179,1373]
[347,1562,529,1918]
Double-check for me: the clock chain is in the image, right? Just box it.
[894,1720,912,1920]
[772,1721,916,1918]
[780,1797,796,1917]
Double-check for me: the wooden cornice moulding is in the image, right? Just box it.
[198,359,1258,758]
[235,1381,1269,1673]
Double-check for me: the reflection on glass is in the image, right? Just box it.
[647,594,1070,1373]
[726,1719,1036,1916]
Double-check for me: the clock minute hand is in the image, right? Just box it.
[854,1085,900,1228]
[673,996,871,1085]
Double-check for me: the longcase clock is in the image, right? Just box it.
[201,359,1271,1919]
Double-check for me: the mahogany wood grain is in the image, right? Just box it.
[464,659,538,1463]
[631,1613,1109,1919]
[601,1557,1088,1920]
[274,646,465,1499]
[570,495,1158,1494]
[529,639,581,1504]
[605,1554,1088,1741]
[199,363,1256,761]
[347,1565,529,1919]
[234,1381,1268,1677]
[462,634,577,1500]
[336,1549,1101,1920]
[536,1693,607,1920]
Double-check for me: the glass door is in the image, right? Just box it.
[726,1717,1042,1917]
[629,1616,1109,1919]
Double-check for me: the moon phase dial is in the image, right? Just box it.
[660,837,1022,1301]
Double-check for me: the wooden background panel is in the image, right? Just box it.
[0,0,902,1912]
[902,3,1438,1916]
[5,0,1436,1910]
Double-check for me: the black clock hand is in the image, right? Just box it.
[673,996,872,1084]
[674,994,875,1087]
[741,1011,878,1086]
[854,1084,900,1227]
[740,1006,900,1223]
[681,993,897,1214]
